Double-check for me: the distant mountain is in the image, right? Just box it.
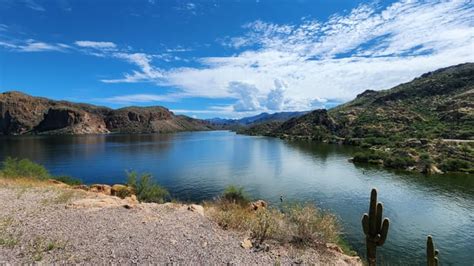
[241,63,474,173]
[207,111,308,128]
[0,91,213,135]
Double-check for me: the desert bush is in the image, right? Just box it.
[0,157,50,180]
[222,185,250,205]
[285,203,340,245]
[126,171,169,203]
[250,208,282,245]
[207,202,253,230]
[207,187,343,250]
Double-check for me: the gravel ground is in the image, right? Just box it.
[0,181,361,265]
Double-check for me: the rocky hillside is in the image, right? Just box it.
[0,91,212,135]
[241,63,474,173]
[244,63,473,140]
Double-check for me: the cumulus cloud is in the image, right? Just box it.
[265,80,287,110]
[228,82,261,112]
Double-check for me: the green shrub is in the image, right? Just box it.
[127,171,169,203]
[352,150,387,163]
[0,157,50,180]
[53,175,82,186]
[384,156,415,169]
[222,185,250,205]
[440,159,471,172]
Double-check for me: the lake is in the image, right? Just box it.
[0,131,473,265]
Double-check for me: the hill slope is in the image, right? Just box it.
[243,63,474,173]
[0,91,212,135]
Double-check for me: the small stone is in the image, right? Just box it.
[241,238,253,249]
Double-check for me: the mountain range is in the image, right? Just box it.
[207,111,308,128]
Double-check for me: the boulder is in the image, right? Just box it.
[111,184,133,198]
[249,200,267,211]
[90,184,112,195]
[187,204,204,216]
[73,184,89,191]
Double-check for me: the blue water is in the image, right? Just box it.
[1,131,473,265]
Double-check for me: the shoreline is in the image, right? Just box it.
[0,178,361,264]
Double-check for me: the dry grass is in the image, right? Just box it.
[30,237,66,261]
[0,216,19,248]
[205,200,341,250]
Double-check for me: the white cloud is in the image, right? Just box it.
[152,0,474,112]
[22,0,45,12]
[74,41,117,49]
[0,39,70,52]
[265,80,286,110]
[101,52,164,83]
[96,93,183,104]
[228,82,261,112]
[3,0,473,116]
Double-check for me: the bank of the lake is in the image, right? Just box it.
[0,178,359,264]
[0,131,473,264]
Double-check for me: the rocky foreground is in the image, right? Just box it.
[0,179,360,265]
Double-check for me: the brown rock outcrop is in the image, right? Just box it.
[0,91,213,135]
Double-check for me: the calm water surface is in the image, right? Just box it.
[1,131,473,265]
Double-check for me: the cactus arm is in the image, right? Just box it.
[427,235,439,266]
[362,214,369,235]
[369,189,378,235]
[378,218,389,245]
[376,203,383,231]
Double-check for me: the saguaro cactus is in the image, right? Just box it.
[362,188,390,266]
[427,235,439,266]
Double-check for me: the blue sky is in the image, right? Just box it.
[0,0,473,118]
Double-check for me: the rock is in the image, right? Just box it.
[123,195,139,208]
[249,200,267,211]
[241,238,253,249]
[68,194,138,209]
[73,184,89,191]
[90,184,112,195]
[326,243,343,253]
[67,197,122,209]
[111,184,133,198]
[187,204,204,216]
[48,179,68,187]
[424,164,443,174]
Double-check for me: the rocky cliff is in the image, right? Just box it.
[0,91,212,135]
